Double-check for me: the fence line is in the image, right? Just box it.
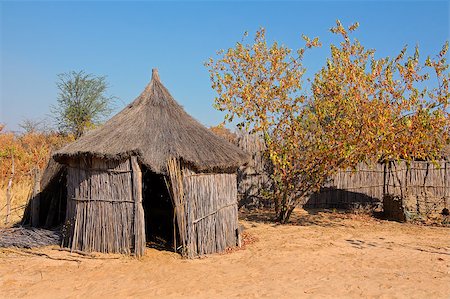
[236,133,449,213]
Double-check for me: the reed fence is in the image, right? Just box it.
[236,133,449,216]
[384,160,449,219]
[236,133,273,209]
[305,163,385,209]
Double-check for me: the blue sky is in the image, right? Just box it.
[1,0,449,133]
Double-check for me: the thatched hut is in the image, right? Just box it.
[47,69,248,257]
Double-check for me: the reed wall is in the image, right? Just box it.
[183,169,239,256]
[63,156,145,256]
[167,159,239,258]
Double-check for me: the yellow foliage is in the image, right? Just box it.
[206,21,449,223]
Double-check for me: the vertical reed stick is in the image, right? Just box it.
[5,152,14,225]
[167,158,187,256]
[131,156,145,257]
[31,167,41,227]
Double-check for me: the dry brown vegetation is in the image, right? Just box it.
[0,126,72,226]
[209,125,237,144]
[0,180,33,226]
[1,209,449,298]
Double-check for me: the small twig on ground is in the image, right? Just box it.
[2,248,81,263]
[55,248,121,260]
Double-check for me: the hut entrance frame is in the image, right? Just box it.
[141,166,179,250]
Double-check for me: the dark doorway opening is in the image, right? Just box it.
[22,168,67,228]
[40,170,68,228]
[142,168,179,251]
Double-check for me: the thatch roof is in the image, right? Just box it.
[54,69,249,174]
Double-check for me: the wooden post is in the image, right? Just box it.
[382,161,387,197]
[5,152,14,225]
[445,162,448,209]
[131,156,145,257]
[31,167,41,227]
[167,158,187,256]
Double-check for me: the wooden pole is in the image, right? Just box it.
[31,167,41,227]
[131,156,145,257]
[5,152,15,225]
[167,158,187,256]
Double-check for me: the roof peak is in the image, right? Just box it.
[152,68,160,82]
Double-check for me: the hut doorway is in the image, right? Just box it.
[38,170,67,228]
[22,167,68,228]
[142,168,179,250]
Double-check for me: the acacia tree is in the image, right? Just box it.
[206,28,321,221]
[206,21,449,223]
[19,119,43,134]
[51,71,115,138]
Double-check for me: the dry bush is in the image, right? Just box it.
[209,125,237,144]
[0,179,32,227]
[0,128,72,185]
[0,125,72,225]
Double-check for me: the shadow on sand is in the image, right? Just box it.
[240,189,384,228]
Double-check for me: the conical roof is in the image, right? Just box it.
[54,69,249,174]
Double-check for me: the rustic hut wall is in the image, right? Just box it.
[63,156,145,256]
[305,163,385,209]
[236,133,273,209]
[182,168,239,257]
[42,170,67,228]
[384,160,449,220]
[167,160,239,258]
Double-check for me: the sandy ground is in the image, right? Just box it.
[1,210,449,299]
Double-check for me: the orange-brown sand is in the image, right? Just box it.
[1,210,449,299]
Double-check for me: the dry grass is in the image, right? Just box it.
[0,179,32,227]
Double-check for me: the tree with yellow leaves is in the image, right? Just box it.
[206,21,449,223]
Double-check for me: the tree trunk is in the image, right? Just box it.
[274,196,281,215]
[276,205,295,224]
